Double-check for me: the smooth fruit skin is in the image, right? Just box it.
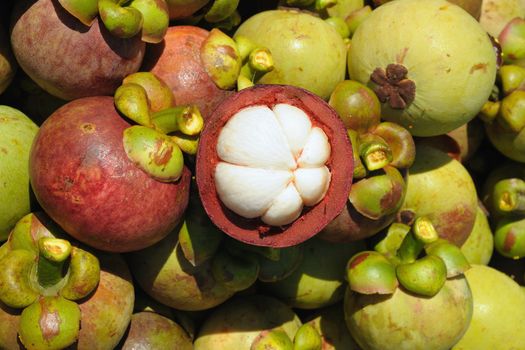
[460,205,494,265]
[453,265,525,349]
[260,237,365,309]
[194,295,302,349]
[400,145,478,246]
[345,277,472,350]
[234,9,347,100]
[348,0,497,136]
[480,0,525,37]
[0,106,38,241]
[120,312,193,350]
[10,0,145,101]
[29,96,191,253]
[128,229,235,311]
[142,26,233,120]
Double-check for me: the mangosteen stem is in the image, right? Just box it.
[493,178,525,215]
[370,64,416,109]
[151,106,204,136]
[347,130,367,179]
[248,48,274,74]
[412,216,439,244]
[358,133,392,171]
[397,230,423,264]
[37,238,71,288]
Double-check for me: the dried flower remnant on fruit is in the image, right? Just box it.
[214,104,331,227]
[371,64,416,109]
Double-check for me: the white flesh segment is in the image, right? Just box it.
[215,162,293,218]
[294,166,331,206]
[272,103,312,159]
[217,105,296,170]
[297,127,331,168]
[261,184,304,226]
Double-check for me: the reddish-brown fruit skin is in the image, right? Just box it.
[10,0,145,101]
[196,84,354,248]
[141,26,233,120]
[29,96,191,253]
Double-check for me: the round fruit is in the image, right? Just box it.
[400,144,478,246]
[345,276,472,350]
[142,25,233,120]
[0,106,38,241]
[453,264,525,349]
[10,0,145,100]
[29,96,191,252]
[234,8,348,100]
[348,0,497,136]
[196,84,354,247]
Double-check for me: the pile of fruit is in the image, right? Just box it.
[1,0,525,348]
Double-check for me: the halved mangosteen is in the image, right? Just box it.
[196,85,354,247]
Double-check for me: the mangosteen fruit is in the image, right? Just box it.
[399,144,478,246]
[127,189,236,311]
[193,294,302,349]
[0,105,38,241]
[141,25,233,120]
[234,8,348,100]
[0,212,134,350]
[453,264,525,349]
[305,303,360,350]
[196,84,354,247]
[0,25,16,95]
[10,0,145,101]
[120,311,193,350]
[260,237,365,309]
[460,205,494,265]
[348,0,497,136]
[29,96,191,253]
[345,276,472,350]
[479,0,525,38]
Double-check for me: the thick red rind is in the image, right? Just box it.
[196,84,354,247]
[29,96,191,253]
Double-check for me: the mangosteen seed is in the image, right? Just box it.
[370,63,416,109]
[214,103,332,227]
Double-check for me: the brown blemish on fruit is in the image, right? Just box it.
[503,230,517,252]
[0,147,7,154]
[152,139,173,166]
[371,64,416,109]
[350,252,370,269]
[380,180,403,211]
[215,45,238,70]
[470,63,488,74]
[39,299,61,341]
[81,123,96,133]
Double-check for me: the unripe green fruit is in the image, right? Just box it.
[0,106,38,241]
[453,265,525,349]
[234,9,347,100]
[348,0,497,136]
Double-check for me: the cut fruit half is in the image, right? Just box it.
[196,85,354,247]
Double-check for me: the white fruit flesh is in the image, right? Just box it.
[215,104,331,226]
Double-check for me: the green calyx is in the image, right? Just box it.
[293,324,322,350]
[0,213,100,308]
[115,72,204,179]
[97,0,169,42]
[349,216,470,297]
[201,28,242,90]
[346,251,398,294]
[19,295,81,350]
[58,0,99,26]
[348,165,405,220]
[251,329,294,350]
[123,125,184,182]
